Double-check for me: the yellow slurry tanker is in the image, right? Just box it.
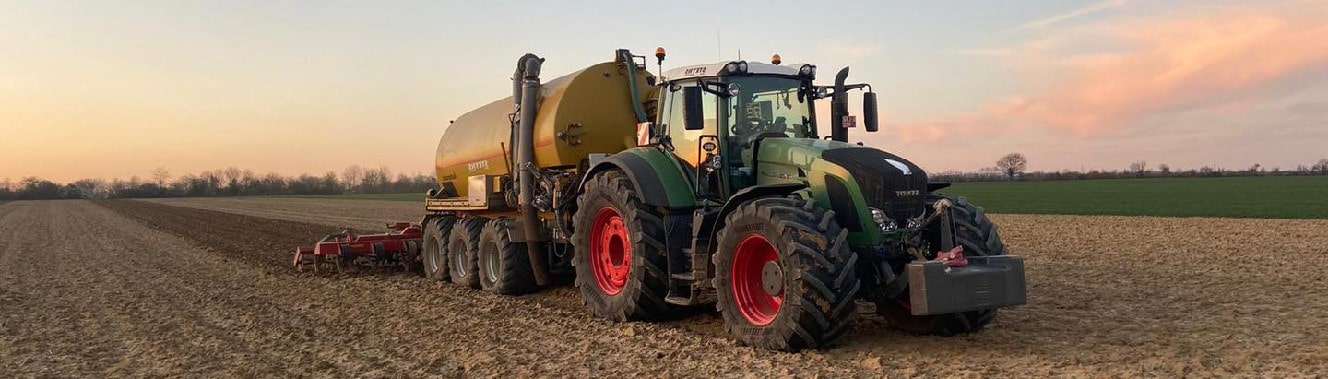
[420,48,1026,351]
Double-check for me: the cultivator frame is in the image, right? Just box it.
[292,222,423,273]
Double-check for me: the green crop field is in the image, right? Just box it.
[938,176,1328,219]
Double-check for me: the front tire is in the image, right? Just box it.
[571,170,672,321]
[876,196,1005,336]
[713,195,860,351]
[477,218,539,295]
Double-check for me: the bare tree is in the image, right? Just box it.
[72,179,106,199]
[223,167,243,190]
[1315,159,1328,174]
[1158,163,1170,174]
[995,153,1027,180]
[151,167,171,186]
[1128,160,1147,177]
[361,166,392,193]
[322,171,341,193]
[342,164,364,191]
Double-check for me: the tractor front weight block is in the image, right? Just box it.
[906,255,1027,316]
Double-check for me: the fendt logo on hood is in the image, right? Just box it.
[894,190,921,197]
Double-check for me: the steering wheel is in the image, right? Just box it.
[730,119,763,137]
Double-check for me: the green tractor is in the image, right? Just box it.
[422,49,1025,351]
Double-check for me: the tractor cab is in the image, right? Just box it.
[650,58,877,200]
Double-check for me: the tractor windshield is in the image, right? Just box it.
[724,76,814,141]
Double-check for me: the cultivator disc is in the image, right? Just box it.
[292,223,423,274]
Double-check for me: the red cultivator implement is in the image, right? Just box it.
[292,222,423,273]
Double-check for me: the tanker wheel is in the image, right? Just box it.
[713,194,860,351]
[571,170,673,321]
[876,196,1005,336]
[477,218,538,295]
[422,217,457,281]
[447,217,485,289]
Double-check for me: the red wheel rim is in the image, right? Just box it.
[731,233,782,326]
[589,207,631,295]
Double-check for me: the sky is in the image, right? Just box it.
[2,0,1326,182]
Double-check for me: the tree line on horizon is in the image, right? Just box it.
[0,165,435,201]
[931,153,1328,183]
[4,158,1328,201]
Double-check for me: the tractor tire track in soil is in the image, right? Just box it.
[3,199,1327,377]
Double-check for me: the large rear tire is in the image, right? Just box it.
[447,217,485,289]
[478,218,539,295]
[713,195,860,351]
[422,217,456,281]
[571,170,673,321]
[876,196,1005,336]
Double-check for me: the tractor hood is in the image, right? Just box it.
[756,138,929,231]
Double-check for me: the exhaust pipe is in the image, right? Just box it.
[830,67,850,142]
[513,53,553,286]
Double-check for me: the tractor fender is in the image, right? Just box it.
[706,183,809,246]
[578,148,697,209]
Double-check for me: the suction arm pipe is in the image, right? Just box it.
[513,53,552,286]
[616,49,649,124]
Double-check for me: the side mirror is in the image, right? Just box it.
[683,86,705,130]
[863,92,879,132]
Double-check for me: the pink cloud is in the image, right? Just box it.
[895,2,1328,142]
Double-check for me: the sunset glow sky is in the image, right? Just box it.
[3,0,1326,182]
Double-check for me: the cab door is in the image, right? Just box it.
[659,82,726,200]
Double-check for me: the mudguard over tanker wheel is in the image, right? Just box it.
[713,195,860,351]
[478,218,538,295]
[571,170,673,321]
[877,196,1005,336]
[447,218,485,289]
[422,217,456,281]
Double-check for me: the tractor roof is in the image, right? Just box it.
[661,61,802,82]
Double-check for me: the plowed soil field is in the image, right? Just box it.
[2,199,1326,377]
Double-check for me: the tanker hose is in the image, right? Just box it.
[514,53,553,286]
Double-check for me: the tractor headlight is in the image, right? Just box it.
[869,207,896,232]
[799,64,816,77]
[725,61,748,74]
[870,207,887,225]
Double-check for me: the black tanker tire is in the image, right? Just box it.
[570,170,673,322]
[423,217,457,281]
[877,195,1006,336]
[447,217,485,289]
[712,195,860,351]
[477,218,539,295]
